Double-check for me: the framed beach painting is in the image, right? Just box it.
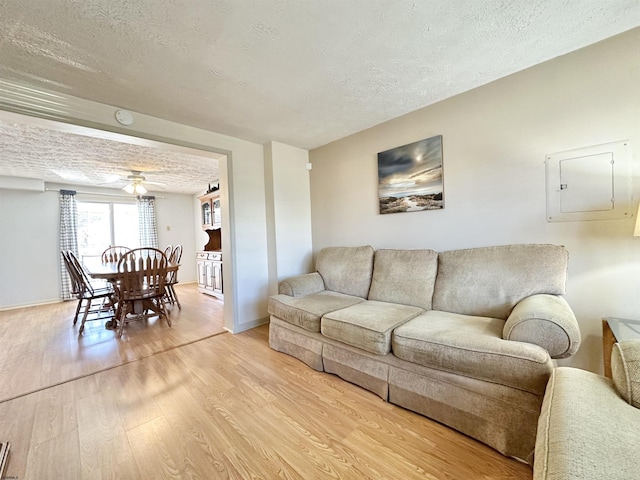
[378,135,444,214]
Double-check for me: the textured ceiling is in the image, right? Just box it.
[0,0,639,152]
[0,120,220,194]
[0,2,640,194]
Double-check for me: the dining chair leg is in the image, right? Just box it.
[163,285,175,307]
[117,304,128,339]
[156,298,171,327]
[79,298,92,334]
[169,285,181,310]
[114,299,122,319]
[73,298,83,325]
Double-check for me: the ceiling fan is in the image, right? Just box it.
[122,170,166,195]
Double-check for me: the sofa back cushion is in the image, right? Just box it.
[432,244,568,319]
[368,249,438,310]
[316,246,375,298]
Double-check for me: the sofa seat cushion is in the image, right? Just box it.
[268,291,364,332]
[392,310,554,395]
[321,300,423,355]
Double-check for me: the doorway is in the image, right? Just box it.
[0,108,234,330]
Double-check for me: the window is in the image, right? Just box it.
[77,202,139,260]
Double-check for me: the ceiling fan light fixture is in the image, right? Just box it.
[123,182,147,195]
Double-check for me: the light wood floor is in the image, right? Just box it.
[0,283,225,402]
[0,297,532,479]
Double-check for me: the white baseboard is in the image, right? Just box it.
[226,316,269,334]
[0,298,62,312]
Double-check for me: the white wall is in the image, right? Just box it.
[0,188,60,308]
[309,28,640,373]
[264,141,313,294]
[0,183,199,309]
[152,191,198,281]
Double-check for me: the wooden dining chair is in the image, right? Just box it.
[163,244,173,259]
[164,244,183,309]
[114,247,170,338]
[61,250,85,325]
[62,251,116,334]
[101,246,132,263]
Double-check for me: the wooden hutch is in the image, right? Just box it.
[196,190,223,299]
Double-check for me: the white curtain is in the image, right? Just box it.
[59,190,79,300]
[137,195,159,248]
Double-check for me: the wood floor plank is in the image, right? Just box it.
[153,382,248,478]
[30,384,77,446]
[24,429,82,480]
[75,375,141,480]
[109,364,165,432]
[252,402,374,480]
[127,416,184,479]
[0,393,38,479]
[79,429,141,480]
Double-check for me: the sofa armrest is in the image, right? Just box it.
[278,272,326,297]
[534,367,637,480]
[504,294,580,359]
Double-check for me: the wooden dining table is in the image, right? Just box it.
[83,258,180,329]
[84,259,180,281]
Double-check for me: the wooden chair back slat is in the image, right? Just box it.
[61,250,83,296]
[167,245,182,284]
[101,246,133,264]
[117,248,168,301]
[67,251,98,295]
[170,245,183,263]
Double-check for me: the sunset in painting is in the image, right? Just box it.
[378,135,444,214]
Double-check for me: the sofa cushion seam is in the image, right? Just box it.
[322,311,423,334]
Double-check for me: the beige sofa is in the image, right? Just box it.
[534,340,640,479]
[268,244,581,463]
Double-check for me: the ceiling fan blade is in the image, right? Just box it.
[101,174,126,184]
